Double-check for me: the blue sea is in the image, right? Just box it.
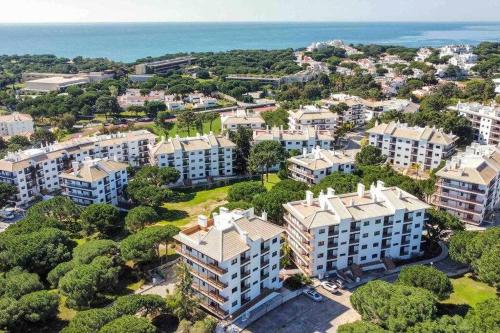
[0,22,499,63]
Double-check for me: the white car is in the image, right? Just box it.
[303,288,323,302]
[321,281,339,294]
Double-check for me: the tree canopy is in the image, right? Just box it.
[397,265,453,300]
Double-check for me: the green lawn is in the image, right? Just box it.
[156,173,281,229]
[263,173,281,190]
[144,117,221,139]
[442,275,497,307]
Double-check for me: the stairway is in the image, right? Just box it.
[382,257,396,271]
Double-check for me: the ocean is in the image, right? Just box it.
[0,22,499,63]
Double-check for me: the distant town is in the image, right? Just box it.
[0,40,498,333]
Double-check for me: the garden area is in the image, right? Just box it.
[443,274,497,308]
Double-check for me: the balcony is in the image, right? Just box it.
[240,256,251,265]
[176,247,227,276]
[260,271,269,280]
[241,283,250,292]
[188,268,227,290]
[240,268,250,279]
[261,258,270,267]
[261,244,270,254]
[438,181,485,195]
[198,302,228,319]
[191,283,227,304]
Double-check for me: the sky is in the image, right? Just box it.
[2,0,499,23]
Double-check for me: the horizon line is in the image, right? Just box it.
[1,20,500,25]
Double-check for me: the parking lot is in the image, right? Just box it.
[243,286,360,333]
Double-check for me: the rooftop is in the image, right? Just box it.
[0,112,33,123]
[253,126,335,142]
[289,147,358,171]
[174,207,283,262]
[285,182,430,229]
[151,133,236,155]
[367,121,458,146]
[60,157,127,182]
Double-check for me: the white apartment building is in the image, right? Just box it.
[432,143,500,225]
[0,130,156,205]
[59,158,128,206]
[288,105,337,130]
[165,95,185,111]
[449,102,500,145]
[196,97,218,109]
[149,133,236,186]
[288,147,358,185]
[283,182,429,277]
[118,89,165,108]
[414,48,433,62]
[368,121,458,170]
[221,110,266,132]
[253,126,336,152]
[174,207,284,319]
[0,112,34,138]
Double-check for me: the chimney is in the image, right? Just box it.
[261,211,268,221]
[357,183,365,198]
[71,161,79,175]
[302,148,308,157]
[305,191,314,206]
[319,190,327,209]
[376,180,385,189]
[327,187,335,196]
[198,215,208,228]
[397,189,402,199]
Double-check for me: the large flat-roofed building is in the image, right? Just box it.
[0,112,34,138]
[174,207,284,319]
[253,126,336,153]
[432,143,500,225]
[368,121,458,170]
[22,71,114,83]
[149,133,236,185]
[221,110,266,132]
[288,147,358,185]
[135,56,195,75]
[283,182,429,277]
[448,102,500,145]
[0,130,156,205]
[60,158,128,206]
[24,76,89,92]
[288,105,337,130]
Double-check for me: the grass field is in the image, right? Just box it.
[443,275,497,307]
[156,173,281,229]
[147,117,222,138]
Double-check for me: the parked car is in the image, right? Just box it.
[321,281,339,294]
[333,278,345,289]
[303,288,323,302]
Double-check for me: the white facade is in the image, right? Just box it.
[221,110,266,132]
[368,121,458,170]
[288,147,358,185]
[432,143,500,225]
[174,207,284,319]
[284,182,429,277]
[149,133,236,185]
[253,126,336,152]
[24,76,89,92]
[118,89,165,108]
[0,112,34,138]
[449,102,500,145]
[288,105,337,130]
[0,130,156,205]
[59,158,128,206]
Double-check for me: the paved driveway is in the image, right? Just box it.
[243,287,360,333]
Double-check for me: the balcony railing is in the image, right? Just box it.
[261,258,270,267]
[176,247,227,276]
[198,302,228,319]
[188,268,227,290]
[191,283,227,304]
[240,269,250,279]
[260,272,269,280]
[240,256,250,265]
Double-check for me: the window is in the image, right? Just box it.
[413,235,419,239]
[253,267,258,272]
[272,264,277,270]
[318,241,325,246]
[416,212,422,217]
[253,281,258,285]
[375,219,381,224]
[361,245,368,250]
[372,254,378,259]
[360,256,366,261]
[272,238,278,244]
[232,273,237,279]
[319,229,325,234]
[231,258,237,265]
[412,246,418,250]
[317,265,323,270]
[272,251,277,257]
[232,287,237,293]
[272,277,276,282]
[363,221,369,226]
[232,301,238,307]
[415,224,421,228]
[341,229,348,233]
[374,231,380,236]
[318,253,324,258]
[373,242,379,247]
[363,233,368,238]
